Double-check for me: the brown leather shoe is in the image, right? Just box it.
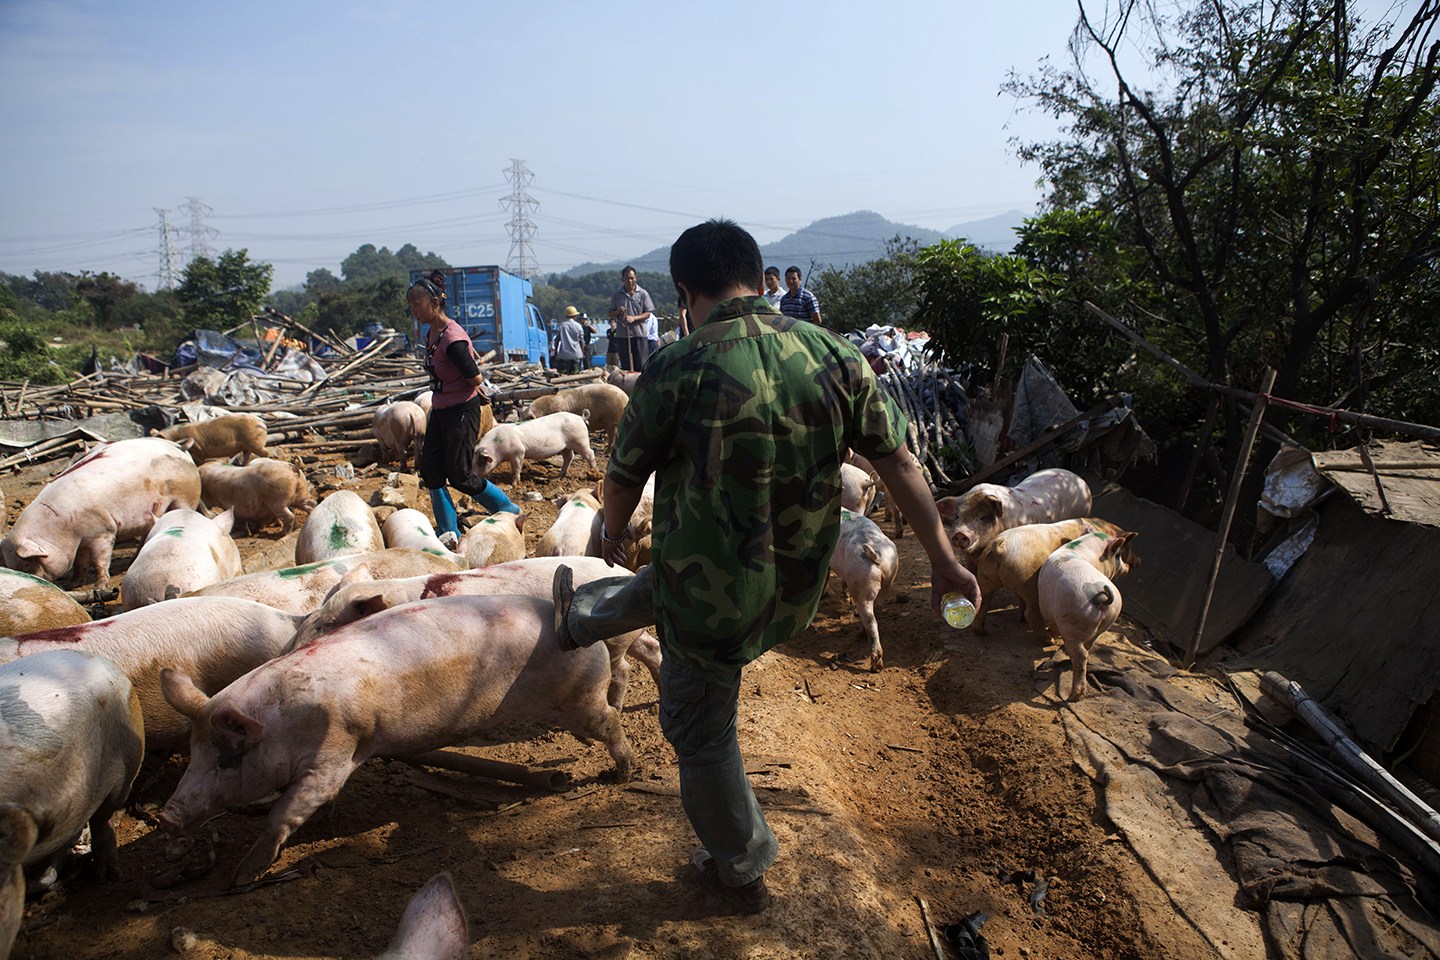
[553,564,578,650]
[691,850,771,914]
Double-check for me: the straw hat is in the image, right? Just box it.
[564,305,580,317]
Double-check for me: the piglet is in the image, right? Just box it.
[377,873,468,960]
[972,517,1123,633]
[827,508,900,672]
[153,414,269,465]
[200,458,315,533]
[1037,531,1138,701]
[295,490,385,564]
[1,437,201,588]
[935,467,1092,563]
[538,488,601,558]
[457,512,526,567]
[0,568,91,635]
[473,413,596,486]
[1,650,144,957]
[120,508,243,610]
[373,401,427,473]
[158,594,634,886]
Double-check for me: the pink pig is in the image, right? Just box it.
[935,468,1092,563]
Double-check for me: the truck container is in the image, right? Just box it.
[409,266,549,366]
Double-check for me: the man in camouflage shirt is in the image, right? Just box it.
[558,219,979,913]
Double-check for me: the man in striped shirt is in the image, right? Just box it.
[779,265,821,324]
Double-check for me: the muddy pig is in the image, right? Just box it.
[473,412,596,486]
[457,512,526,567]
[1,437,202,589]
[121,508,243,611]
[524,382,629,442]
[605,369,641,397]
[381,509,465,565]
[935,467,1092,563]
[538,488,601,558]
[377,873,468,960]
[1,649,144,957]
[200,458,315,533]
[0,569,90,635]
[154,413,269,465]
[373,401,427,473]
[840,462,878,516]
[972,517,1124,633]
[158,593,634,886]
[1,596,304,752]
[1037,531,1139,701]
[185,549,461,614]
[827,508,900,671]
[295,490,385,564]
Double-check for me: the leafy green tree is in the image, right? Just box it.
[74,271,140,328]
[176,249,273,330]
[812,236,922,331]
[340,243,447,285]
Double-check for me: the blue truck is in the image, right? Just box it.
[408,265,549,366]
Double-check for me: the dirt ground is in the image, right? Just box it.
[4,442,1220,960]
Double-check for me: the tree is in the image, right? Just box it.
[811,236,922,331]
[74,271,140,328]
[176,249,273,330]
[1007,0,1440,432]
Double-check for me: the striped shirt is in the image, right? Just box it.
[779,288,821,321]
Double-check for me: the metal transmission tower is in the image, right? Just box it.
[153,208,183,291]
[182,196,219,261]
[501,158,539,278]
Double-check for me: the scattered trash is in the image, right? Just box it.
[334,462,355,479]
[940,911,990,960]
[998,867,1049,915]
[523,491,544,501]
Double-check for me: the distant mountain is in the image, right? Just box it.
[558,208,1029,280]
[944,210,1028,251]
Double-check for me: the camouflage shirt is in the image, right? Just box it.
[607,296,906,671]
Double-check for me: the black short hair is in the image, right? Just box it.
[785,266,801,279]
[621,265,637,277]
[764,266,780,279]
[669,219,763,300]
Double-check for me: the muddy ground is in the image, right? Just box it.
[4,442,1219,960]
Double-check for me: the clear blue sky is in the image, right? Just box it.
[0,0,1086,291]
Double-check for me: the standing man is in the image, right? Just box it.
[779,265,821,324]
[608,265,654,371]
[552,305,586,375]
[554,220,979,913]
[762,266,783,308]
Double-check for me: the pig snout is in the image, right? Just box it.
[156,808,185,835]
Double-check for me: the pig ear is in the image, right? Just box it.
[1102,532,1139,558]
[514,512,527,533]
[211,704,265,748]
[160,668,210,720]
[934,498,958,522]
[386,873,468,960]
[212,507,235,535]
[14,538,47,561]
[982,494,1005,520]
[176,437,196,451]
[350,592,391,619]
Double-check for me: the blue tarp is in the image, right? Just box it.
[170,330,267,371]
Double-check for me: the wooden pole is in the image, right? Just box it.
[1176,393,1221,512]
[1186,367,1276,667]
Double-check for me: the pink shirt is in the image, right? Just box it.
[426,320,479,409]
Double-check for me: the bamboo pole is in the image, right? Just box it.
[1186,367,1276,667]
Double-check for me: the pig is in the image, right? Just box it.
[295,490,385,564]
[373,401,427,473]
[1,650,144,956]
[840,462,878,516]
[935,467,1092,563]
[847,449,905,538]
[199,458,316,533]
[184,549,462,614]
[0,568,91,635]
[120,508,243,611]
[1,596,305,752]
[378,873,468,960]
[827,509,900,672]
[605,369,641,397]
[538,488,601,558]
[457,512,526,567]
[153,413,269,465]
[473,412,596,486]
[524,383,629,442]
[1,437,202,589]
[972,517,1124,633]
[289,556,663,692]
[158,594,635,886]
[381,509,466,565]
[413,390,433,418]
[1037,531,1139,701]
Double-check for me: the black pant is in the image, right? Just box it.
[555,358,582,375]
[418,395,492,498]
[617,336,650,372]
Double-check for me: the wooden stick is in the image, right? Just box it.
[1186,366,1275,667]
[916,896,947,960]
[399,750,572,791]
[1176,393,1221,511]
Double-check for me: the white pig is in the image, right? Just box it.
[972,517,1124,634]
[199,458,316,533]
[0,596,305,752]
[381,508,465,565]
[373,401,427,473]
[1037,531,1139,701]
[1,650,144,957]
[289,556,662,692]
[840,462,878,516]
[935,468,1092,563]
[158,594,634,886]
[457,512,526,567]
[0,568,91,635]
[538,488,601,558]
[473,412,596,486]
[377,873,468,960]
[184,549,461,614]
[847,449,905,538]
[827,509,900,672]
[295,490,385,564]
[120,508,243,611]
[413,391,433,418]
[1,437,202,589]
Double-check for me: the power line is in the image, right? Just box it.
[152,208,182,291]
[501,159,539,279]
[183,196,219,261]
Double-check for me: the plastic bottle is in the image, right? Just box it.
[942,593,977,629]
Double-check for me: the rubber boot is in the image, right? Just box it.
[473,480,521,515]
[429,487,460,537]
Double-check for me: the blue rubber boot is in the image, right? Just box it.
[473,480,521,515]
[429,487,461,537]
